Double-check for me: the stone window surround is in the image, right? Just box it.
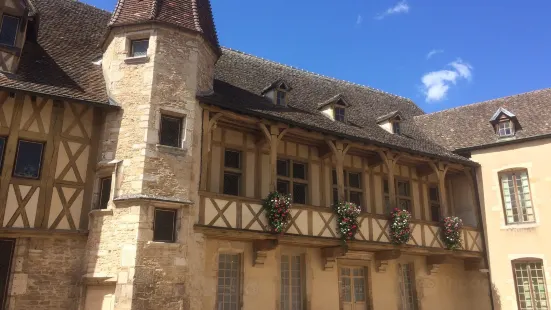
[155,107,188,155]
[90,160,119,212]
[145,202,185,246]
[123,30,154,64]
[508,255,551,309]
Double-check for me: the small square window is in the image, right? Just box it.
[276,91,286,106]
[334,107,346,122]
[277,159,289,177]
[277,180,290,195]
[293,183,307,204]
[153,208,177,242]
[348,172,361,189]
[292,162,306,180]
[0,15,19,47]
[98,177,112,210]
[224,150,241,169]
[13,140,44,179]
[130,39,149,57]
[223,173,240,196]
[159,114,183,147]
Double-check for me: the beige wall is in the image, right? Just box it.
[473,138,551,309]
[203,240,491,310]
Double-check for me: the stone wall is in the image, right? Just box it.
[4,236,87,310]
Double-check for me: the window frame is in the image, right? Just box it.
[338,265,369,310]
[498,169,535,225]
[334,105,346,122]
[129,38,149,58]
[496,119,515,137]
[399,263,419,310]
[392,121,401,135]
[0,14,20,47]
[153,208,177,243]
[159,114,183,148]
[512,258,549,310]
[332,169,364,210]
[276,89,286,106]
[216,253,243,310]
[222,149,243,196]
[428,184,441,222]
[383,177,413,215]
[12,139,45,180]
[280,253,306,310]
[277,158,309,204]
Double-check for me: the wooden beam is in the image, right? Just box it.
[429,161,450,216]
[200,111,223,191]
[416,163,434,178]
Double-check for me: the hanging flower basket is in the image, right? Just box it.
[333,201,361,242]
[389,208,412,245]
[263,191,292,234]
[441,216,463,250]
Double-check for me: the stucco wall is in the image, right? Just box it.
[472,138,551,309]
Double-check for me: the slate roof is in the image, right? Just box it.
[414,88,551,151]
[199,48,475,165]
[0,0,111,104]
[109,0,220,54]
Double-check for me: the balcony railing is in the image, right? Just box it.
[196,192,484,256]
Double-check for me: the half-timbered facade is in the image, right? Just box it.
[0,0,496,309]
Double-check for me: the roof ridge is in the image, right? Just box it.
[221,47,415,103]
[417,87,551,118]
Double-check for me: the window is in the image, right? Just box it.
[513,260,549,310]
[340,267,367,309]
[0,15,19,46]
[393,122,401,135]
[281,255,304,310]
[130,39,149,57]
[334,106,346,122]
[497,120,514,137]
[217,253,241,310]
[153,208,177,242]
[98,177,112,210]
[332,170,363,209]
[500,170,534,224]
[159,114,183,147]
[277,159,308,204]
[13,140,44,179]
[429,186,441,222]
[276,91,286,106]
[384,178,412,213]
[399,263,418,310]
[223,150,242,196]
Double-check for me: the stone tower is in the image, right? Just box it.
[83,0,220,309]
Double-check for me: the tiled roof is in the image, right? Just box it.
[414,88,551,151]
[199,48,475,165]
[109,0,220,55]
[0,0,111,105]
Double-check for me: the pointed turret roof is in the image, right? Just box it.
[109,0,220,55]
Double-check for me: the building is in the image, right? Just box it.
[417,89,551,310]
[0,0,496,309]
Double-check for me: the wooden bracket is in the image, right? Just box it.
[426,255,452,275]
[464,257,486,271]
[416,163,434,178]
[321,246,348,271]
[374,250,401,273]
[252,239,279,267]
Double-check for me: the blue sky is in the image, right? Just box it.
[86,0,551,113]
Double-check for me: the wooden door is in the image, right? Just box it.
[340,266,368,310]
[0,239,15,310]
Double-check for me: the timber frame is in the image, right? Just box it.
[197,105,487,267]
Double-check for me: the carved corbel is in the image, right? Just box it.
[252,239,279,267]
[464,257,487,272]
[426,255,452,275]
[321,246,348,271]
[374,250,401,273]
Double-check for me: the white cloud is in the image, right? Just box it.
[376,1,410,20]
[356,15,363,26]
[421,59,473,102]
[426,49,444,59]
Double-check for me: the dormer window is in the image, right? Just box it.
[497,120,514,137]
[276,90,286,106]
[490,107,519,138]
[392,121,401,135]
[334,106,345,122]
[376,111,403,135]
[0,15,20,47]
